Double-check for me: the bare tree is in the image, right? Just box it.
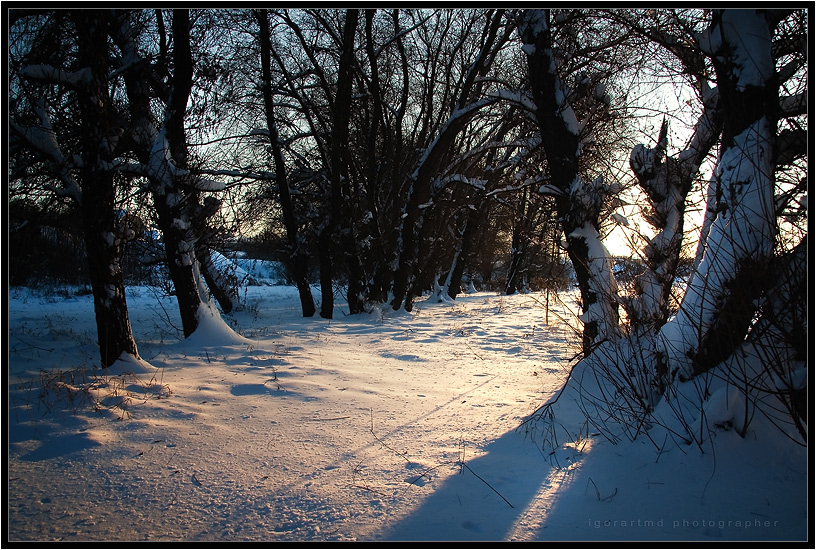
[255,8,316,317]
[10,10,140,367]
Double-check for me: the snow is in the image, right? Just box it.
[697,10,772,91]
[490,89,538,113]
[19,64,93,87]
[610,213,629,227]
[568,222,619,342]
[7,280,807,542]
[193,178,226,192]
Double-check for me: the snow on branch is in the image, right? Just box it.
[19,65,92,88]
[677,87,721,171]
[489,89,537,113]
[412,96,498,179]
[439,174,487,191]
[10,103,81,202]
[192,178,226,192]
[517,9,548,39]
[194,168,277,182]
[537,183,563,196]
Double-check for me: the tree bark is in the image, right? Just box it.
[74,11,139,367]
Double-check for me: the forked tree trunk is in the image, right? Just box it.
[659,9,777,380]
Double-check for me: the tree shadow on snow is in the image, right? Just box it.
[380,427,559,541]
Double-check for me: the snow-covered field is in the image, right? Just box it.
[6,272,808,543]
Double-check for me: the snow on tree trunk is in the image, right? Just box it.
[82,190,140,368]
[151,185,202,337]
[659,10,777,380]
[568,216,619,348]
[197,247,240,314]
[519,9,620,355]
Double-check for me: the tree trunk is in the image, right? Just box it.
[659,10,777,380]
[505,186,532,296]
[152,189,201,336]
[81,184,140,367]
[74,11,139,367]
[447,200,486,300]
[519,9,619,355]
[150,9,204,337]
[196,246,239,314]
[256,9,315,317]
[505,229,525,296]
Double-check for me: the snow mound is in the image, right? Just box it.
[699,385,748,433]
[210,250,254,284]
[102,353,159,376]
[185,301,253,347]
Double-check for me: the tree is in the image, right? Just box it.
[530,8,808,444]
[10,10,140,367]
[517,9,625,354]
[113,9,226,336]
[321,9,361,318]
[255,8,316,317]
[390,9,511,311]
[658,9,788,379]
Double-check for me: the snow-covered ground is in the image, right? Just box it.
[6,273,808,543]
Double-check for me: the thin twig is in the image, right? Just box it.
[462,463,514,509]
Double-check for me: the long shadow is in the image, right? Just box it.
[380,427,558,541]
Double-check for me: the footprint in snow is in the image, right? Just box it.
[405,475,427,486]
[461,520,482,533]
